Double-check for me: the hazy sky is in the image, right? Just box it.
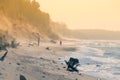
[37,0,120,31]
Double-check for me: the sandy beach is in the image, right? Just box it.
[0,0,120,80]
[0,41,106,80]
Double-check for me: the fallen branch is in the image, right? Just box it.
[0,50,8,61]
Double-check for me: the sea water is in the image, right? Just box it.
[64,40,120,80]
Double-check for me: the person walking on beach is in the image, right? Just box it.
[36,33,40,46]
[38,37,40,46]
[60,40,62,46]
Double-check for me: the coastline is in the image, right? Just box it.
[0,41,106,80]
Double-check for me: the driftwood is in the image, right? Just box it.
[0,50,8,61]
[65,57,80,72]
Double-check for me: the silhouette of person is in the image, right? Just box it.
[60,40,62,45]
[38,37,40,46]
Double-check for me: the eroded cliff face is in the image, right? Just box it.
[0,0,59,42]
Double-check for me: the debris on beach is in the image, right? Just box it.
[65,57,80,72]
[46,47,50,50]
[0,50,8,61]
[20,75,27,80]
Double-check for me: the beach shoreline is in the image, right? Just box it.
[0,41,106,80]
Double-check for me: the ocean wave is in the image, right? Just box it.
[68,40,120,80]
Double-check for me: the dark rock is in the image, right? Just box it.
[96,64,101,67]
[40,57,44,59]
[46,47,50,50]
[58,58,61,60]
[17,63,20,65]
[78,73,82,75]
[52,60,56,64]
[20,75,27,80]
[63,66,66,68]
[58,68,60,70]
[61,63,64,65]
[9,62,11,64]
[0,73,2,75]
[75,78,78,80]
[42,76,45,78]
[42,72,46,75]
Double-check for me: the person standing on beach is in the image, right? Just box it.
[38,37,40,46]
[60,40,62,46]
[36,33,40,46]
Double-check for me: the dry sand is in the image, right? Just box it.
[0,41,106,80]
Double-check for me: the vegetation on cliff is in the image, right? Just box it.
[0,0,59,42]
